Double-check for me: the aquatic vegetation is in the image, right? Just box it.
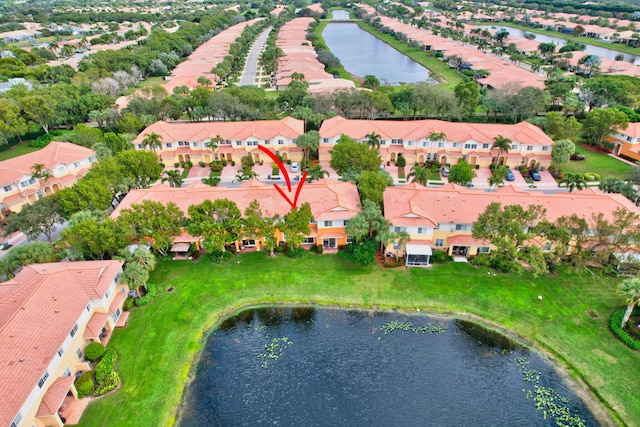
[378,320,447,335]
[259,337,292,368]
[516,358,586,426]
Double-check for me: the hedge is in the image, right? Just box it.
[84,342,105,362]
[135,283,157,307]
[609,310,640,350]
[94,348,120,396]
[74,371,95,398]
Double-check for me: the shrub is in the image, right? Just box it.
[199,161,205,167]
[84,342,105,362]
[382,259,404,268]
[431,250,453,264]
[94,348,117,382]
[338,239,377,266]
[396,155,407,167]
[286,245,306,258]
[208,250,233,264]
[29,132,59,148]
[135,283,157,306]
[74,371,95,398]
[174,162,179,168]
[94,370,120,396]
[470,253,492,267]
[123,296,135,311]
[609,310,640,350]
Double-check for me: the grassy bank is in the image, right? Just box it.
[355,20,463,89]
[478,21,640,57]
[562,144,634,180]
[312,19,353,82]
[79,253,638,427]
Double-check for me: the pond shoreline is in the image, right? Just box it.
[177,301,619,427]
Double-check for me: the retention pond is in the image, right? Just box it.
[178,307,600,426]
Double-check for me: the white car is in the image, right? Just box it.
[291,162,299,172]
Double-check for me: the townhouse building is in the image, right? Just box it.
[319,116,554,169]
[609,122,640,162]
[0,261,128,427]
[0,142,97,218]
[132,118,305,165]
[111,179,360,253]
[384,183,640,266]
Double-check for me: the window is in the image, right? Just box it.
[63,367,72,377]
[111,308,121,323]
[20,180,31,188]
[323,138,329,143]
[438,142,445,148]
[482,143,490,149]
[242,240,256,247]
[464,143,477,149]
[543,242,552,251]
[137,144,143,149]
[324,221,333,227]
[278,140,284,145]
[235,141,242,146]
[58,347,64,357]
[247,141,258,146]
[37,370,49,388]
[346,236,353,244]
[455,224,467,231]
[435,239,444,247]
[542,145,550,151]
[407,141,414,146]
[10,413,22,427]
[3,185,11,192]
[165,143,172,148]
[510,144,517,150]
[193,142,199,147]
[394,226,406,232]
[527,145,533,151]
[225,140,231,145]
[70,323,78,337]
[627,136,633,142]
[427,153,431,160]
[105,290,111,300]
[392,242,399,250]
[418,227,426,234]
[391,139,403,145]
[303,237,315,244]
[380,140,386,145]
[422,141,427,147]
[477,246,490,253]
[76,348,83,359]
[178,141,189,146]
[452,143,460,148]
[265,139,271,144]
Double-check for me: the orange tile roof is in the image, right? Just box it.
[133,117,304,145]
[0,260,123,426]
[384,184,640,226]
[112,179,360,222]
[36,375,75,417]
[319,116,553,147]
[0,142,95,185]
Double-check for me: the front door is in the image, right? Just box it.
[323,238,336,249]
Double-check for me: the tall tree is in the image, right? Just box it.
[296,130,320,165]
[357,170,389,205]
[345,199,390,241]
[488,166,507,189]
[559,173,587,192]
[306,164,329,182]
[0,98,27,144]
[3,197,63,242]
[582,107,629,149]
[142,131,163,156]
[1,241,58,278]
[618,278,640,328]
[243,200,279,256]
[329,135,381,175]
[187,199,243,253]
[162,170,184,188]
[280,203,313,250]
[21,95,56,134]
[407,165,430,186]
[492,135,511,165]
[448,159,475,186]
[117,200,184,256]
[364,131,382,149]
[551,139,576,170]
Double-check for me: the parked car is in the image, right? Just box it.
[530,169,541,181]
[505,168,515,181]
[441,166,450,177]
[291,162,299,172]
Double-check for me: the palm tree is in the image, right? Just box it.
[619,278,640,328]
[117,247,157,272]
[162,170,184,188]
[206,134,223,157]
[60,44,75,58]
[492,135,511,166]
[234,169,259,182]
[306,164,329,182]
[30,163,51,182]
[488,166,507,189]
[364,132,381,149]
[121,262,149,293]
[559,173,587,192]
[142,131,163,157]
[407,165,429,185]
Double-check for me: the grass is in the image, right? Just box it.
[562,144,634,180]
[0,141,41,161]
[78,253,639,427]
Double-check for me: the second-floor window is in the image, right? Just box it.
[178,141,189,146]
[70,323,78,338]
[455,224,467,231]
[3,185,11,192]
[435,239,444,247]
[38,370,49,388]
[324,221,333,227]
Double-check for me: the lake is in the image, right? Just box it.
[322,22,436,85]
[477,25,640,65]
[331,10,350,20]
[178,307,600,426]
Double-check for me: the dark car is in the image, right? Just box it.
[505,168,515,181]
[530,170,541,181]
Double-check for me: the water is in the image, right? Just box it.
[478,25,640,65]
[179,307,600,426]
[331,10,350,20]
[322,22,436,85]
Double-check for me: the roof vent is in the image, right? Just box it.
[19,358,24,363]
[54,309,59,313]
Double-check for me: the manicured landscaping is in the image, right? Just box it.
[79,252,638,427]
[0,141,41,161]
[562,144,634,180]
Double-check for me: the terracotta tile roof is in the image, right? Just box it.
[112,179,360,222]
[84,312,110,338]
[36,375,75,417]
[319,116,553,147]
[133,117,304,145]
[447,234,489,246]
[0,260,123,426]
[0,142,95,185]
[384,184,640,226]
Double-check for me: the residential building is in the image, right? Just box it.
[384,183,640,266]
[609,122,640,162]
[111,179,360,252]
[0,142,97,218]
[132,117,305,165]
[0,260,128,427]
[319,116,554,169]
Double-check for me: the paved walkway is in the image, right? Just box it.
[239,27,272,86]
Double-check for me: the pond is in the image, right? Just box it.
[178,307,600,426]
[331,9,350,20]
[322,22,436,85]
[477,25,640,65]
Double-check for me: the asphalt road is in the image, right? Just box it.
[239,27,272,86]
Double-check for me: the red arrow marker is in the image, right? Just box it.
[258,145,307,209]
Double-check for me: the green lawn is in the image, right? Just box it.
[0,141,41,161]
[79,253,638,427]
[562,144,634,180]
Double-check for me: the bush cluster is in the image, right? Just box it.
[609,310,640,350]
[84,342,106,362]
[431,250,453,264]
[94,348,120,396]
[29,131,63,148]
[135,283,157,307]
[123,296,135,311]
[74,371,95,398]
[338,239,377,266]
[285,246,306,259]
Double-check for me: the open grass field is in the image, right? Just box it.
[562,144,634,180]
[79,252,639,427]
[0,141,41,161]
